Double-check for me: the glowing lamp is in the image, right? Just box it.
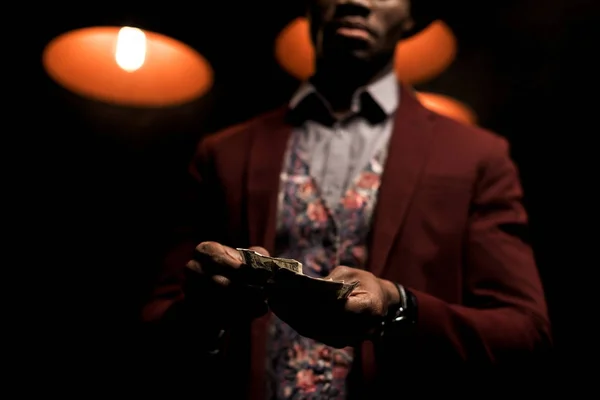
[43,26,213,107]
[274,18,457,84]
[274,18,316,82]
[416,92,477,125]
[394,21,457,84]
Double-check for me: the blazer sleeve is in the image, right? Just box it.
[407,137,552,365]
[139,136,227,365]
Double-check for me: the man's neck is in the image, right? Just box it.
[311,58,394,114]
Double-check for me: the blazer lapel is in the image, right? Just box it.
[367,85,437,277]
[246,107,292,254]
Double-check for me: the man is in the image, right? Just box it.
[142,0,551,398]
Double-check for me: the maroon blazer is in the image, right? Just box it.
[142,85,551,397]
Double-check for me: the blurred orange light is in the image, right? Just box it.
[416,92,477,125]
[274,18,457,84]
[395,21,457,84]
[43,26,213,107]
[274,18,316,82]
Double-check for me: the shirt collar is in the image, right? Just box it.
[288,70,399,122]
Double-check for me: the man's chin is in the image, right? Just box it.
[321,36,374,61]
[346,48,373,61]
[322,50,373,67]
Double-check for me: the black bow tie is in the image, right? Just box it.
[286,91,388,127]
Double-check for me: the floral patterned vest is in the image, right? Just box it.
[265,131,389,399]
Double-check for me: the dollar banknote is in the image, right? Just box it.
[236,248,359,300]
[237,248,303,274]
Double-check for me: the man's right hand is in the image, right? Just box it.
[184,241,269,325]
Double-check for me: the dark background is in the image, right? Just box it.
[8,0,597,384]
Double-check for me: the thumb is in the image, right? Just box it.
[326,265,355,281]
[248,246,270,257]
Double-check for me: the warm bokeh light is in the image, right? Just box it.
[416,92,477,125]
[274,18,315,82]
[274,18,457,84]
[115,27,147,72]
[43,26,213,107]
[394,21,457,84]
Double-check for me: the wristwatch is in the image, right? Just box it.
[207,329,227,355]
[378,282,417,340]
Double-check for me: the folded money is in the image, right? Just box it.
[236,248,359,300]
[237,248,302,274]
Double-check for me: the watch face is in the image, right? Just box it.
[392,307,406,323]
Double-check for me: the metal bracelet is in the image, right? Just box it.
[379,283,408,337]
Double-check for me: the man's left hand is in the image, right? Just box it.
[267,266,400,348]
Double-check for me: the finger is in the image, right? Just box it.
[211,274,232,288]
[194,242,243,265]
[222,245,245,263]
[184,267,232,292]
[326,265,355,281]
[194,242,244,277]
[248,246,270,257]
[185,259,234,292]
[344,295,373,315]
[186,260,204,274]
[344,295,385,337]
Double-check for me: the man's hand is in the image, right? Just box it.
[184,241,270,324]
[267,266,400,348]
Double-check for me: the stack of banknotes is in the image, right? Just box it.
[236,248,359,301]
